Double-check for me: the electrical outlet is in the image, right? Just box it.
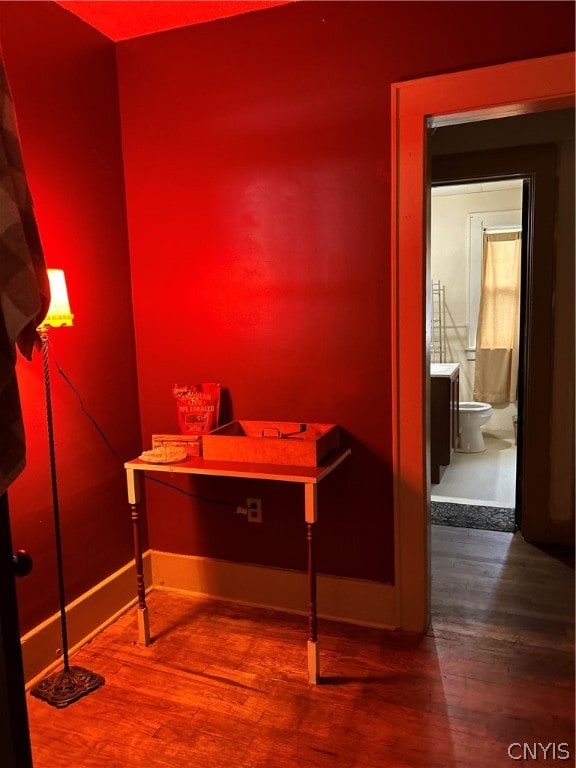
[246,498,262,523]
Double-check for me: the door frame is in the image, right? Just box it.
[390,52,575,632]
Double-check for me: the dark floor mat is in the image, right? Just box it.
[431,500,515,533]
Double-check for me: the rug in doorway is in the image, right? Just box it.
[431,501,515,533]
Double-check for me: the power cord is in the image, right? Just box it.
[142,472,248,516]
[48,339,246,516]
[49,338,118,458]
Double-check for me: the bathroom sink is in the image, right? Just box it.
[202,421,339,466]
[430,363,459,377]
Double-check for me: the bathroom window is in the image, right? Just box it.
[467,210,522,359]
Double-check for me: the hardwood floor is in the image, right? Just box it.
[26,527,574,767]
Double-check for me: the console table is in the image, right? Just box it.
[124,448,351,684]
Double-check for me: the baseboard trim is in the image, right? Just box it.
[21,551,396,685]
[21,553,153,688]
[151,550,396,629]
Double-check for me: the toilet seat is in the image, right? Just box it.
[459,401,491,412]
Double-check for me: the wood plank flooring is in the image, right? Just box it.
[26,526,574,767]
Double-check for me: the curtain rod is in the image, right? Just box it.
[484,225,522,233]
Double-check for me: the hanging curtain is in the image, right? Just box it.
[0,54,50,494]
[473,231,521,405]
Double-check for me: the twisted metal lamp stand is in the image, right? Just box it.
[30,333,104,707]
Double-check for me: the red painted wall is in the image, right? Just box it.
[117,2,574,582]
[0,2,141,633]
[0,1,573,636]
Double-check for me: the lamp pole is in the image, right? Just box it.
[30,271,104,708]
[40,331,71,672]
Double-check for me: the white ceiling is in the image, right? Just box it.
[432,180,524,197]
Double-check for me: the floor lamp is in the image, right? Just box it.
[30,269,104,708]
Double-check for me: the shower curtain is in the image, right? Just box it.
[473,231,521,405]
[0,54,50,494]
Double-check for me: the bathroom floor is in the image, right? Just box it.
[431,429,517,508]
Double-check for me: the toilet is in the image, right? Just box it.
[457,401,492,453]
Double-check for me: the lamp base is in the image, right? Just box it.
[30,666,104,708]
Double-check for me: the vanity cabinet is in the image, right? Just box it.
[430,363,460,484]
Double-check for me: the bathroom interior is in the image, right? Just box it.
[429,178,523,533]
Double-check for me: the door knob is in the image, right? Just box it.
[12,550,33,577]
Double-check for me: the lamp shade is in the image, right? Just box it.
[38,269,74,330]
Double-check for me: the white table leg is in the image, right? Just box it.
[305,483,319,684]
[126,468,150,645]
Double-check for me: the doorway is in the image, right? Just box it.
[391,52,575,633]
[429,177,523,535]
